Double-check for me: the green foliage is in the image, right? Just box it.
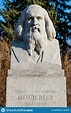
[0,0,27,39]
[48,5,58,28]
[0,8,20,37]
[27,0,47,8]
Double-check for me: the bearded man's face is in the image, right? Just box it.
[23,7,47,56]
[24,7,46,35]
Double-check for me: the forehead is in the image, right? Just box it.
[26,6,44,17]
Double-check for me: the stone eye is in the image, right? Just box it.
[28,17,33,21]
[37,16,42,20]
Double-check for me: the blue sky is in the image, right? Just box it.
[0,0,3,8]
[0,0,4,20]
[0,0,4,10]
[0,0,71,20]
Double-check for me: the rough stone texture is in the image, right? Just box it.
[11,39,61,70]
[6,72,67,107]
[8,62,63,76]
[6,61,67,107]
[6,38,67,107]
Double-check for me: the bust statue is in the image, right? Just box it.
[12,4,61,67]
[14,5,56,60]
[7,5,66,108]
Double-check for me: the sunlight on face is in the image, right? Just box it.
[24,7,45,34]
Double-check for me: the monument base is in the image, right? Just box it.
[6,64,67,107]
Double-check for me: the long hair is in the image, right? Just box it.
[14,5,56,41]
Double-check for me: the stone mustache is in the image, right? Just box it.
[14,4,56,60]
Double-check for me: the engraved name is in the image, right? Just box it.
[17,95,53,100]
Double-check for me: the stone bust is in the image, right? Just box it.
[13,4,61,66]
[14,5,56,61]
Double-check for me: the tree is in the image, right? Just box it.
[0,0,27,39]
[67,8,71,39]
[50,0,71,41]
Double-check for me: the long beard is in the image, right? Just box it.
[23,27,45,56]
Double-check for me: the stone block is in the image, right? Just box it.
[11,39,61,70]
[6,64,67,107]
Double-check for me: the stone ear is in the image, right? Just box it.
[14,8,28,41]
[44,10,56,40]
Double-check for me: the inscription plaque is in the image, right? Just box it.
[6,75,67,107]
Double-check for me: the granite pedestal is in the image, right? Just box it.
[6,39,67,107]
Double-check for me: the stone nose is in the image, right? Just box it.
[33,17,38,25]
